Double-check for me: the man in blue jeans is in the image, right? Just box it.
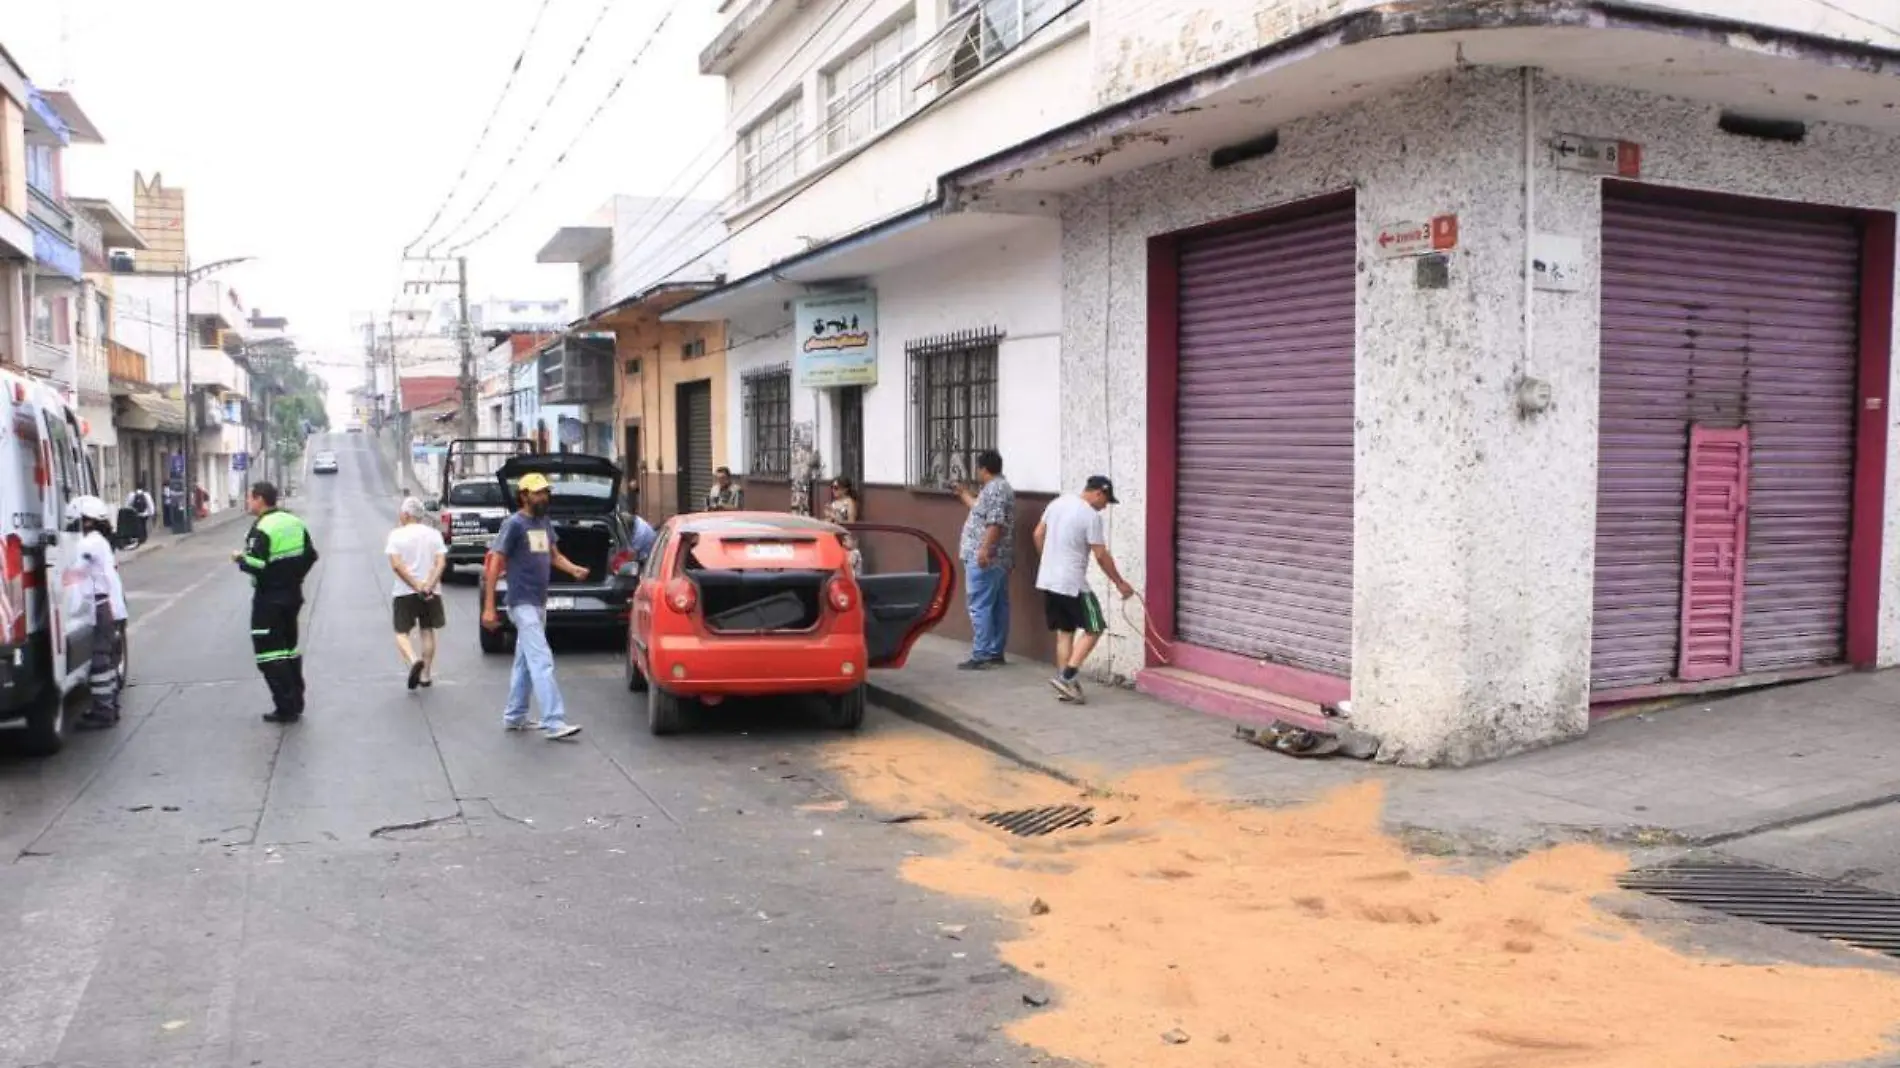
[954,449,1015,670]
[481,472,589,740]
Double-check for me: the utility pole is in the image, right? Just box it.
[456,255,476,455]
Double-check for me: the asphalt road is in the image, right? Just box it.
[0,431,1042,1068]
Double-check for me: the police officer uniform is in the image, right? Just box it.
[237,505,319,722]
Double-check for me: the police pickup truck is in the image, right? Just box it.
[434,438,531,576]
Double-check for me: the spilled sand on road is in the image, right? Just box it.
[826,729,1900,1068]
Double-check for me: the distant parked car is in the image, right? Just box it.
[312,452,338,474]
[626,512,952,735]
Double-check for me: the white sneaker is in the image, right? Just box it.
[504,719,539,731]
[544,724,582,741]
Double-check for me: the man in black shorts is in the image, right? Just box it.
[1033,476,1134,703]
[386,497,448,689]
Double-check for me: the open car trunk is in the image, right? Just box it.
[693,570,828,633]
[551,520,615,587]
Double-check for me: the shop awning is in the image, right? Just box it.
[116,392,186,434]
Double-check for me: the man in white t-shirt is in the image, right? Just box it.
[1034,476,1134,705]
[387,497,448,690]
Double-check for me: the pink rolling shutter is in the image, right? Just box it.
[1677,425,1749,681]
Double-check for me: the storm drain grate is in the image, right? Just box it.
[1619,861,1900,957]
[980,805,1096,837]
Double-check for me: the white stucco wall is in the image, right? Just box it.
[720,220,1065,493]
[718,0,1095,279]
[1063,66,1900,765]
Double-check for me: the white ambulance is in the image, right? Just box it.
[0,369,121,755]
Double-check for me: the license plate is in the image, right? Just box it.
[546,597,575,611]
[745,543,795,561]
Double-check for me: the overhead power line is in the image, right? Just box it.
[447,1,685,253]
[609,0,866,276]
[404,0,557,256]
[427,0,623,255]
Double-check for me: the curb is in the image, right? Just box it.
[864,680,1093,790]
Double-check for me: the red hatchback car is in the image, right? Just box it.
[626,512,954,734]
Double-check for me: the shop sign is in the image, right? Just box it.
[1375,214,1459,259]
[1552,133,1642,177]
[794,290,877,388]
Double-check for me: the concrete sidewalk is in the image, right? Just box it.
[869,635,1900,854]
[116,505,252,567]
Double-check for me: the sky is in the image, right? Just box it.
[5,0,728,422]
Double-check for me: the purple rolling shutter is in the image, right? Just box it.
[1594,195,1859,689]
[1174,207,1356,675]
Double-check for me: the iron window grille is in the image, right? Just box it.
[907,329,1002,487]
[743,365,792,478]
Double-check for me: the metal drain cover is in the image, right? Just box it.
[979,805,1095,837]
[1619,861,1900,957]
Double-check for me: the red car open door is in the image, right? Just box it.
[847,524,955,669]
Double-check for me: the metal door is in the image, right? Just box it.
[1173,206,1357,675]
[675,380,713,514]
[837,385,864,489]
[1594,194,1860,688]
[1677,425,1749,681]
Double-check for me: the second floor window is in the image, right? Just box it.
[25,143,58,198]
[929,0,1067,88]
[823,20,917,155]
[739,99,801,205]
[744,368,792,478]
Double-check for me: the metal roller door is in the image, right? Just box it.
[676,380,713,515]
[1174,206,1357,675]
[1593,194,1860,690]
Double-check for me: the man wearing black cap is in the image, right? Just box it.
[1033,475,1134,703]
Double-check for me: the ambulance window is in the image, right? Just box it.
[43,415,75,503]
[67,413,94,494]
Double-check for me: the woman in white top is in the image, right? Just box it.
[68,496,124,730]
[387,497,448,689]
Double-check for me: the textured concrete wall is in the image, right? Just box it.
[1064,66,1900,764]
[1090,0,1900,105]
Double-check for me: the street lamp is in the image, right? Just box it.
[173,255,252,532]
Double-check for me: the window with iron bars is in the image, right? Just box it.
[907,330,1001,488]
[743,368,792,478]
[921,0,1069,90]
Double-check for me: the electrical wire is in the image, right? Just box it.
[404,0,557,255]
[606,0,867,273]
[426,0,622,255]
[446,0,685,254]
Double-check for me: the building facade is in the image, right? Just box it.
[672,0,1095,661]
[539,195,727,517]
[0,48,35,374]
[672,0,1900,765]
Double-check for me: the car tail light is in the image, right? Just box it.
[439,511,452,534]
[665,577,697,614]
[1,534,24,644]
[826,576,854,613]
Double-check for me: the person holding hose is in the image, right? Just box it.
[233,482,318,723]
[67,496,124,730]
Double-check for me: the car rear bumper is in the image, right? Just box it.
[446,541,489,564]
[641,632,868,698]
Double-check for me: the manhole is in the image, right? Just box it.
[1619,861,1900,957]
[979,805,1096,837]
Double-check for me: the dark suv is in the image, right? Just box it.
[479,453,641,654]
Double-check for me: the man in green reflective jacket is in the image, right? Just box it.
[232,481,319,723]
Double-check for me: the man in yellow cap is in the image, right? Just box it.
[482,471,590,740]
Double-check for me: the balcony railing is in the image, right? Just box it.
[108,339,148,383]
